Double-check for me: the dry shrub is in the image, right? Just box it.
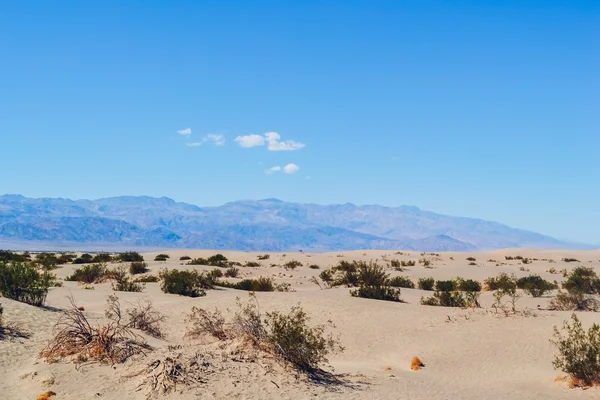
[128,351,211,397]
[40,296,151,364]
[411,356,424,370]
[36,391,56,400]
[127,299,165,338]
[185,307,228,341]
[550,291,600,312]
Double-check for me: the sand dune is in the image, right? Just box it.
[2,248,600,399]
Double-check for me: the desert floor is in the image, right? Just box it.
[2,248,600,399]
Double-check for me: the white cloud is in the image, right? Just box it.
[185,141,205,147]
[265,166,282,174]
[177,128,192,136]
[283,163,300,174]
[207,134,225,146]
[235,134,265,148]
[265,131,305,151]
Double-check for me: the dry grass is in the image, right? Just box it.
[126,299,165,338]
[40,296,151,364]
[411,356,424,370]
[185,307,228,341]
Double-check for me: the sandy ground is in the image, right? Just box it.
[2,248,600,399]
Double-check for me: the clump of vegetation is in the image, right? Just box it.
[484,273,523,313]
[417,277,435,291]
[66,263,108,283]
[284,260,302,270]
[179,256,191,261]
[550,267,600,311]
[0,250,29,262]
[308,264,320,269]
[73,253,94,264]
[419,258,431,267]
[208,268,223,279]
[552,313,600,388]
[187,254,230,267]
[218,277,275,292]
[401,260,416,267]
[57,253,75,264]
[123,297,165,338]
[111,266,145,292]
[562,258,580,263]
[351,285,402,302]
[154,254,169,262]
[516,275,557,297]
[0,261,55,307]
[91,253,113,263]
[224,266,240,278]
[257,254,270,260]
[187,295,343,372]
[244,261,261,268]
[118,252,144,262]
[135,275,160,283]
[40,296,151,364]
[129,262,149,275]
[388,276,415,289]
[466,257,476,262]
[420,278,482,308]
[159,269,214,297]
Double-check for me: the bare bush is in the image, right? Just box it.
[185,307,228,341]
[127,299,165,338]
[40,296,151,364]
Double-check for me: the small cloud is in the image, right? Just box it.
[235,134,265,148]
[265,166,282,174]
[265,132,305,151]
[177,128,192,136]
[207,134,225,146]
[234,132,304,151]
[283,163,300,174]
[185,141,205,147]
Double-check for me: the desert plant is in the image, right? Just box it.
[110,266,145,292]
[550,291,600,312]
[284,260,302,270]
[484,272,517,292]
[224,266,240,278]
[319,269,334,284]
[66,263,108,283]
[185,306,228,340]
[401,260,416,267]
[179,256,191,261]
[129,262,149,275]
[125,298,165,338]
[244,261,261,268]
[208,268,223,279]
[308,264,320,269]
[351,285,403,302]
[154,255,168,262]
[159,269,213,297]
[552,313,600,387]
[91,253,113,263]
[257,254,270,260]
[207,254,228,267]
[562,267,600,295]
[118,252,144,262]
[135,275,160,283]
[388,276,415,289]
[417,277,435,291]
[40,296,150,364]
[562,258,580,263]
[0,250,28,262]
[265,305,344,371]
[466,257,476,262]
[457,278,482,307]
[390,259,404,271]
[73,253,94,264]
[220,277,275,292]
[0,261,55,306]
[516,275,557,297]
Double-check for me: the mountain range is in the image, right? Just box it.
[0,194,589,252]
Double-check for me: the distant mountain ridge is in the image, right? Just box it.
[0,194,588,251]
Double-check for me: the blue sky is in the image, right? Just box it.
[0,1,598,244]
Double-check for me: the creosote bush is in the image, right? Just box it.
[179,256,191,261]
[66,263,108,283]
[159,269,214,297]
[420,278,481,308]
[0,261,55,307]
[550,267,600,312]
[111,266,145,292]
[552,313,600,388]
[118,252,144,262]
[284,260,302,270]
[257,254,270,260]
[516,275,557,297]
[91,253,113,263]
[224,266,240,278]
[388,276,415,289]
[129,262,149,275]
[217,277,275,292]
[244,261,261,268]
[417,277,435,291]
[351,285,402,302]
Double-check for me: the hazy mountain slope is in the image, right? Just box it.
[0,194,582,251]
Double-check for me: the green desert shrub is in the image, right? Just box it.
[56,253,75,264]
[110,266,144,292]
[562,258,580,263]
[134,275,160,283]
[73,253,94,264]
[257,254,270,260]
[0,261,55,306]
[0,250,28,263]
[208,268,223,279]
[35,253,59,270]
[562,267,600,295]
[516,275,557,297]
[420,278,479,308]
[154,255,168,262]
[65,263,108,283]
[308,264,320,269]
[457,278,482,307]
[265,305,344,371]
[417,277,435,291]
[550,291,600,312]
[117,251,144,262]
[319,269,334,284]
[129,262,149,275]
[484,272,517,292]
[552,313,600,387]
[220,277,275,292]
[224,266,240,278]
[244,261,261,268]
[388,276,415,289]
[351,285,402,302]
[284,260,302,270]
[159,269,214,297]
[179,255,192,261]
[91,253,113,263]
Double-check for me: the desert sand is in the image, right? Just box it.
[2,248,600,399]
